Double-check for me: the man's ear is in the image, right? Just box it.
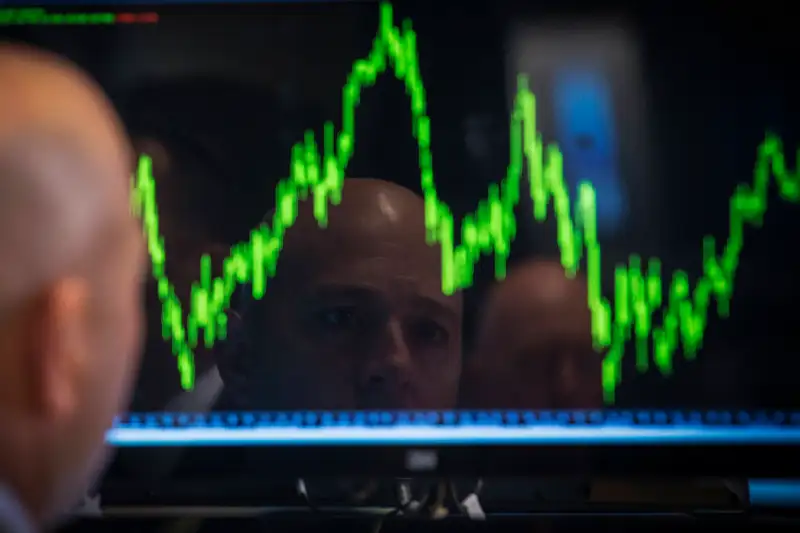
[28,277,90,422]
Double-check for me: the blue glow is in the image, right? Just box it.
[106,425,800,447]
[750,480,800,507]
[553,68,625,234]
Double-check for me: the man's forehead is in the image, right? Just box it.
[279,224,445,294]
[303,282,462,321]
[279,196,437,273]
[287,205,427,245]
[280,241,451,290]
[273,229,462,318]
[271,177,455,283]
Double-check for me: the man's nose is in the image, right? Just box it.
[360,319,412,391]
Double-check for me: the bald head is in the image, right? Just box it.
[0,44,144,524]
[219,178,463,411]
[277,178,435,278]
[461,260,602,409]
[0,44,133,311]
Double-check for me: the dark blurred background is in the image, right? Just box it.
[1,0,798,410]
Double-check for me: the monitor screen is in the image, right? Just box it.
[2,0,798,485]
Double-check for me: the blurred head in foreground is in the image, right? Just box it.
[461,260,602,409]
[0,44,145,524]
[218,178,464,410]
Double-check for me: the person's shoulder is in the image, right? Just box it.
[0,487,33,533]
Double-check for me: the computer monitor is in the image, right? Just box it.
[3,0,798,503]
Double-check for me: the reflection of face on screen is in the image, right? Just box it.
[218,178,463,411]
[461,260,602,410]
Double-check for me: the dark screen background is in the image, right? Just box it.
[2,0,798,412]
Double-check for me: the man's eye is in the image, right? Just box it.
[315,306,359,330]
[410,318,449,345]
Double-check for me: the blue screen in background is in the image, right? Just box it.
[749,480,800,507]
[553,68,626,236]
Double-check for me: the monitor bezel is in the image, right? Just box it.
[100,441,797,506]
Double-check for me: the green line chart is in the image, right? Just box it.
[130,2,800,403]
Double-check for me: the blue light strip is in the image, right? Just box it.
[750,480,800,507]
[106,425,800,447]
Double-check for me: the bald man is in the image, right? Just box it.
[454,261,602,510]
[217,178,463,411]
[0,45,144,529]
[461,260,602,410]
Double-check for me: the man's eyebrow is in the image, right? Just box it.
[409,294,461,325]
[303,285,460,319]
[305,284,379,302]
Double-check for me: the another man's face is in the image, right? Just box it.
[461,262,602,410]
[227,187,463,411]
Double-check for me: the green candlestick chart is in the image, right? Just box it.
[130,2,800,404]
